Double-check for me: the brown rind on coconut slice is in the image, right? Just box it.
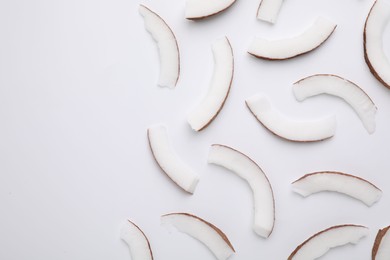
[126,220,154,259]
[372,226,390,259]
[186,1,237,20]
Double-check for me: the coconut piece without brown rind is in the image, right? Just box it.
[364,0,390,89]
[139,4,180,88]
[147,125,199,194]
[161,213,235,260]
[185,0,236,20]
[246,93,336,142]
[293,74,377,134]
[256,0,283,24]
[248,17,336,60]
[288,224,369,260]
[187,37,234,131]
[208,144,275,238]
[120,220,154,260]
[373,226,390,259]
[292,171,382,206]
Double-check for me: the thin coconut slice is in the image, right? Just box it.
[248,17,336,60]
[364,0,390,89]
[187,37,234,131]
[208,144,275,238]
[293,74,377,134]
[139,4,180,88]
[256,0,283,24]
[120,220,154,260]
[292,171,382,206]
[185,0,236,20]
[288,224,369,260]
[373,226,390,260]
[161,213,235,260]
[246,94,336,142]
[147,125,199,194]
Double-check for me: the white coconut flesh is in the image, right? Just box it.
[256,0,283,24]
[373,226,390,260]
[187,37,234,131]
[289,225,369,260]
[147,125,200,194]
[161,213,235,260]
[120,220,153,260]
[139,5,180,88]
[248,17,336,60]
[246,94,336,142]
[208,144,275,238]
[292,172,382,206]
[185,0,236,20]
[364,0,390,89]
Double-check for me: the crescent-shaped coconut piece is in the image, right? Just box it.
[120,220,154,260]
[161,213,235,260]
[185,0,236,20]
[292,171,382,206]
[187,37,234,131]
[139,4,180,88]
[208,144,275,238]
[373,226,390,260]
[364,0,390,89]
[248,17,336,60]
[293,74,377,134]
[246,94,336,142]
[288,224,369,260]
[147,125,200,194]
[256,0,283,24]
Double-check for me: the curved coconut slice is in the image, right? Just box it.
[120,220,153,260]
[373,226,390,260]
[256,0,283,24]
[293,74,377,134]
[292,171,382,206]
[246,94,336,142]
[161,213,235,260]
[187,37,234,131]
[185,0,236,20]
[208,144,274,238]
[139,4,180,88]
[288,224,369,260]
[364,0,390,89]
[248,17,336,60]
[147,125,199,194]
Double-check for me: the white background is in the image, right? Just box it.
[0,0,390,259]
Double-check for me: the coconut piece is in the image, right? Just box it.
[289,224,369,260]
[147,125,199,194]
[120,220,154,260]
[256,0,283,24]
[185,0,236,20]
[248,17,336,60]
[292,171,382,206]
[246,94,336,142]
[293,74,377,134]
[187,37,234,131]
[161,213,235,260]
[208,144,275,238]
[373,226,390,259]
[364,0,390,89]
[139,4,180,88]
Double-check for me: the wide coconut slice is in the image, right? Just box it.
[120,220,154,260]
[256,0,283,24]
[293,74,377,134]
[185,0,236,20]
[161,213,235,260]
[289,224,369,260]
[364,0,390,89]
[373,226,390,260]
[292,171,382,206]
[187,37,234,131]
[147,125,200,194]
[246,94,336,142]
[248,17,336,60]
[139,4,180,88]
[208,144,275,238]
